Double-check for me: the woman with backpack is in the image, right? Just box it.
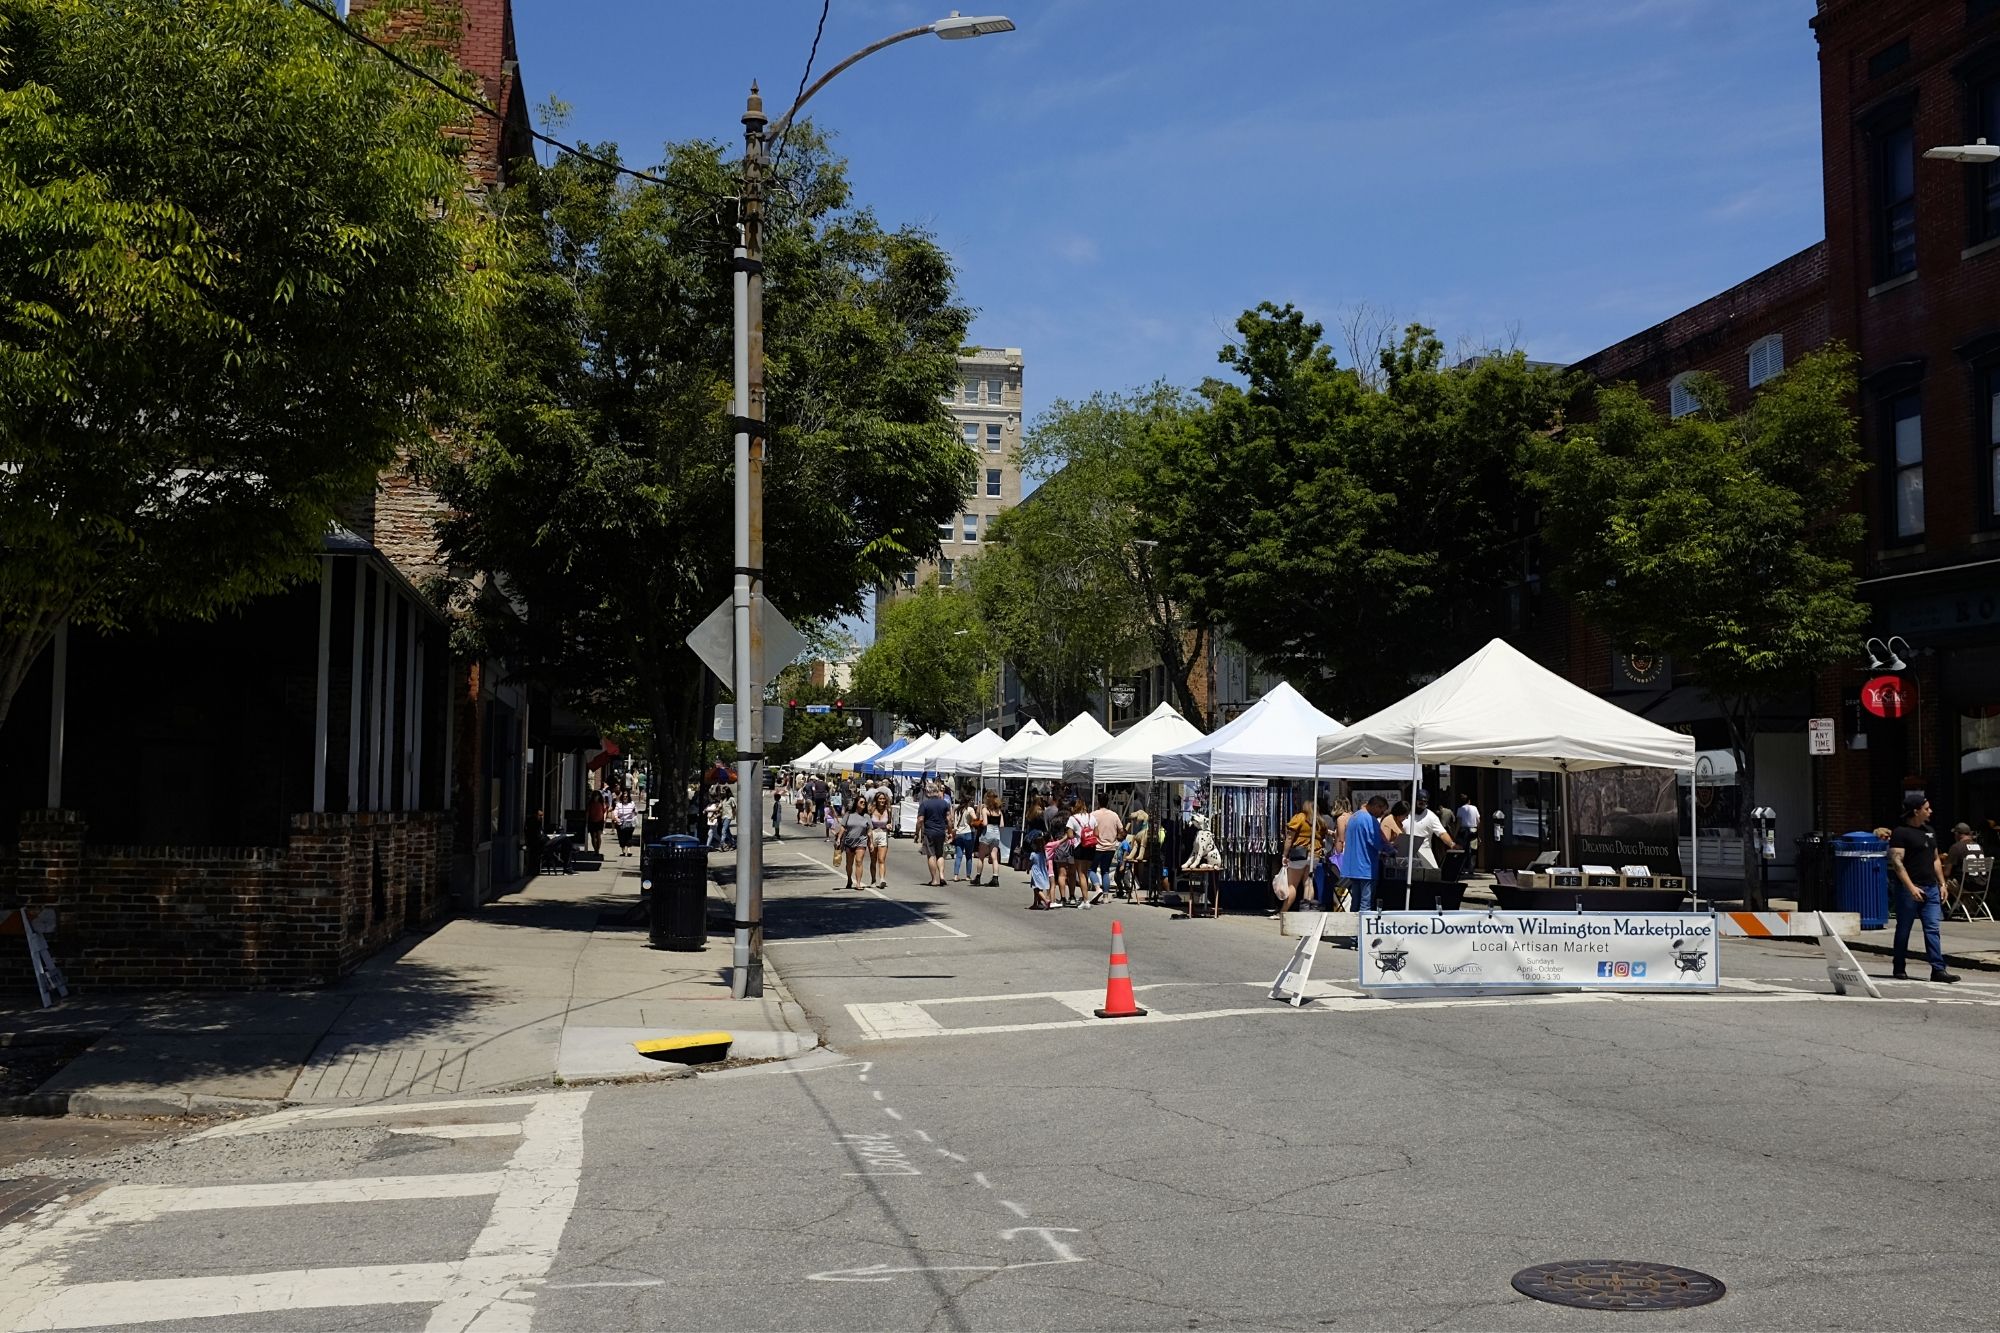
[972,791,1004,886]
[1063,798,1098,908]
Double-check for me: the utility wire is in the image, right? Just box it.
[287,0,674,189]
[769,0,831,171]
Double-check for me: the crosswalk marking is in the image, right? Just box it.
[0,1092,591,1332]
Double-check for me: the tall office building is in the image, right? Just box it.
[877,346,1024,616]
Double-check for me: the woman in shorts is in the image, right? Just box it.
[867,791,894,890]
[840,803,872,890]
[975,791,1004,887]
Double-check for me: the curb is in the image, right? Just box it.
[1843,938,2000,974]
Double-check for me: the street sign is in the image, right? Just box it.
[1859,675,1906,719]
[685,597,808,689]
[713,706,786,744]
[1808,717,1835,756]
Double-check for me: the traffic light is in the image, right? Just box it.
[788,698,799,710]
[834,698,845,712]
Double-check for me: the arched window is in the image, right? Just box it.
[1668,373,1700,418]
[1747,334,1784,388]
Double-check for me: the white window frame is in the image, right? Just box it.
[986,423,1003,452]
[962,423,979,448]
[985,468,1002,498]
[940,557,954,587]
[1747,334,1784,388]
[1668,373,1700,419]
[938,516,953,542]
[987,377,1004,405]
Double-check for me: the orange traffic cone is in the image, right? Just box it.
[1095,920,1148,1019]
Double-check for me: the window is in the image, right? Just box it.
[938,515,953,542]
[1747,334,1784,388]
[963,377,979,403]
[962,423,979,449]
[986,423,1002,452]
[1977,79,2000,244]
[1878,122,1917,279]
[1888,391,1924,540]
[940,557,954,587]
[1668,373,1699,418]
[1985,368,2000,522]
[985,468,1002,497]
[963,512,978,543]
[987,377,1004,405]
[901,570,916,589]
[1868,40,1909,80]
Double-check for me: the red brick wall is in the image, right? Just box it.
[0,809,452,991]
[351,0,526,193]
[1816,0,2000,561]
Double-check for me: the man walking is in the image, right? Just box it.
[1888,793,1960,983]
[1089,798,1123,906]
[917,782,953,887]
[1339,795,1390,916]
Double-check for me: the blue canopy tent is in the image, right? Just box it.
[858,735,916,775]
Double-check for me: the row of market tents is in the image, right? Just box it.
[782,638,1698,793]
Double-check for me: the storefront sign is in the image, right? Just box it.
[1860,675,1907,719]
[1357,911,1720,990]
[1611,652,1672,691]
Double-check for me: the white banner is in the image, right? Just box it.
[1358,911,1720,991]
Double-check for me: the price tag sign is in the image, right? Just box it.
[1808,717,1835,756]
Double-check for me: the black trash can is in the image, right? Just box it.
[643,835,708,951]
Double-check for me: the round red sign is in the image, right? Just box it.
[1860,675,1906,719]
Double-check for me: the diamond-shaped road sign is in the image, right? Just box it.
[686,596,808,689]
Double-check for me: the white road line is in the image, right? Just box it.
[847,1000,950,1041]
[189,1096,551,1140]
[1000,1200,1029,1218]
[871,1089,884,1100]
[140,1174,505,1214]
[546,1281,666,1289]
[973,1172,993,1189]
[12,1260,489,1330]
[912,1128,931,1142]
[936,1149,968,1163]
[859,885,971,938]
[883,1107,904,1121]
[424,1091,591,1332]
[389,1123,523,1139]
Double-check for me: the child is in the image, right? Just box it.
[1025,820,1052,910]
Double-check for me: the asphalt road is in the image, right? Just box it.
[7,831,1998,1331]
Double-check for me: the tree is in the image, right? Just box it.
[0,0,497,727]
[1140,303,1578,719]
[769,660,859,765]
[1014,385,1211,723]
[851,580,992,735]
[967,478,1148,727]
[1524,348,1867,906]
[429,130,973,830]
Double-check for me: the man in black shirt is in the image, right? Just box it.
[1888,793,1959,983]
[916,782,953,887]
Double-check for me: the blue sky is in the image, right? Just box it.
[511,0,1826,418]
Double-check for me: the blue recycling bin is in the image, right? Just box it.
[1832,831,1889,930]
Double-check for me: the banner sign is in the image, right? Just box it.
[1358,911,1720,991]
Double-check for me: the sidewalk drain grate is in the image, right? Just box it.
[1511,1260,1725,1310]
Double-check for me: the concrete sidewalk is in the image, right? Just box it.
[0,854,817,1117]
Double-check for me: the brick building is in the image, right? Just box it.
[1812,0,2000,835]
[1536,0,2000,886]
[0,0,544,990]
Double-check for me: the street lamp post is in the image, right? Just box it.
[729,13,1015,999]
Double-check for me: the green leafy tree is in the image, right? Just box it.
[850,579,991,735]
[429,130,972,829]
[1014,385,1210,723]
[967,477,1148,726]
[1525,348,1867,905]
[769,660,861,765]
[1141,303,1578,718]
[0,0,497,726]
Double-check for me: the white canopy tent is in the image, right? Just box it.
[937,728,1005,779]
[978,720,1049,786]
[1155,681,1403,782]
[1314,637,1701,896]
[789,742,832,772]
[828,736,884,768]
[1001,713,1111,780]
[1063,703,1205,785]
[890,732,958,776]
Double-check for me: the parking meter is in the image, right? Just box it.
[1751,807,1778,861]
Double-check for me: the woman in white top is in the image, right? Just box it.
[612,795,638,857]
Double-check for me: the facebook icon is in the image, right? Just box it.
[1597,961,1614,977]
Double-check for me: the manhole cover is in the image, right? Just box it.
[1512,1260,1725,1310]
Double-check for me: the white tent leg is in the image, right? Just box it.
[1689,769,1700,909]
[1407,750,1419,908]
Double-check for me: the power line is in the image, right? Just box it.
[769,0,831,172]
[287,0,673,189]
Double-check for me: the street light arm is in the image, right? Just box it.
[766,25,936,144]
